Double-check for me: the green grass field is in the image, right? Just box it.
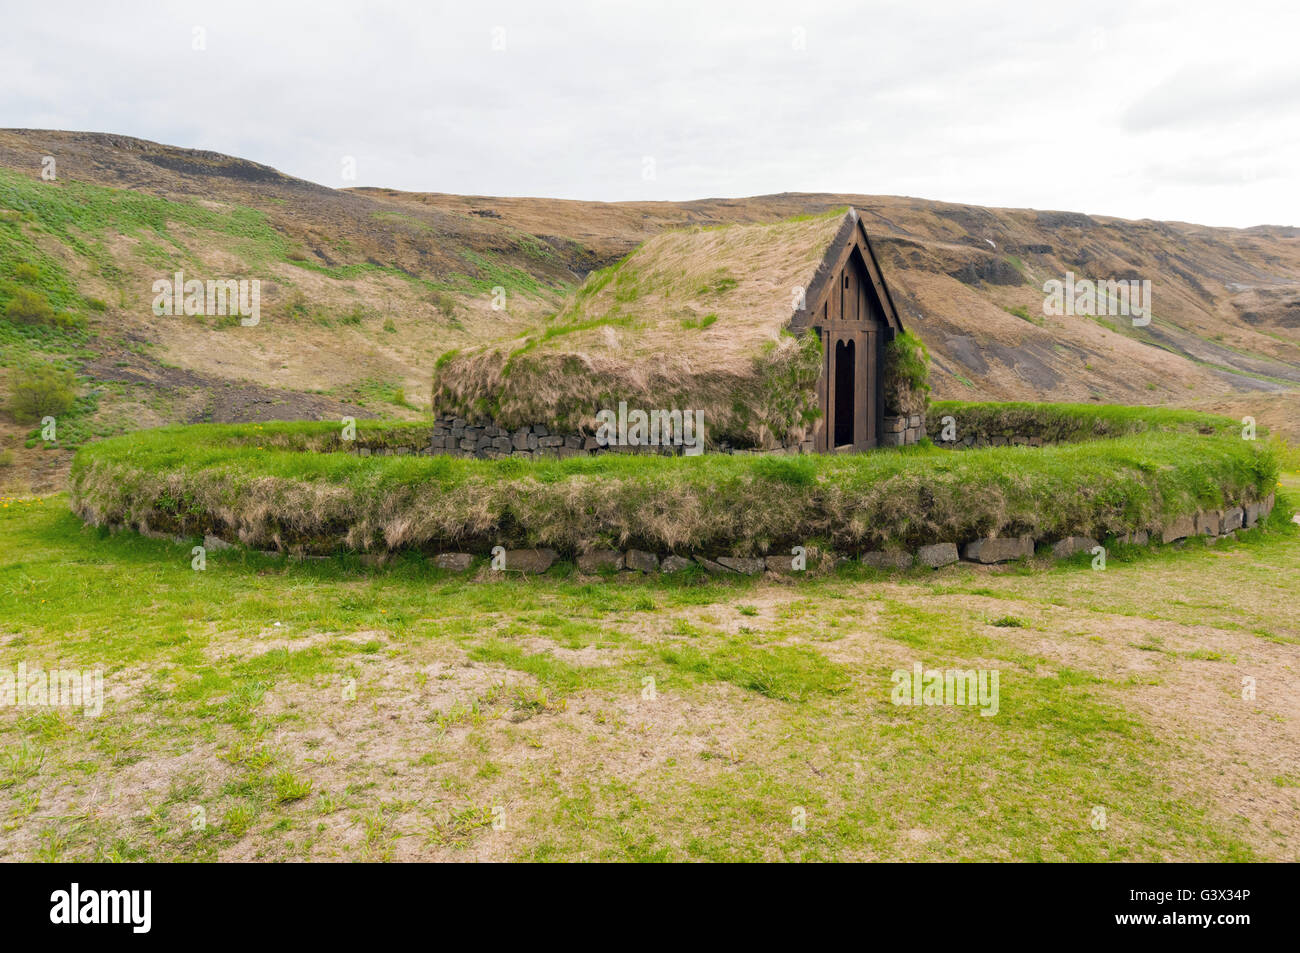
[1,474,1295,861]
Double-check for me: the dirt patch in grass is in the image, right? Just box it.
[84,350,376,425]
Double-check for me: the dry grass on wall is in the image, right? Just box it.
[70,409,1279,558]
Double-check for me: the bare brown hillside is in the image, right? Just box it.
[1,129,1297,491]
[380,189,1300,405]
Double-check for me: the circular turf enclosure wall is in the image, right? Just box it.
[69,403,1282,573]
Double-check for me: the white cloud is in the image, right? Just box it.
[1,0,1296,226]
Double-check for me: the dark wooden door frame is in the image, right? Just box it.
[821,323,879,451]
[790,209,905,454]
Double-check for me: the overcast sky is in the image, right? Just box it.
[4,0,1298,227]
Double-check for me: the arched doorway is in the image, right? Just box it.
[793,211,904,453]
[834,338,855,448]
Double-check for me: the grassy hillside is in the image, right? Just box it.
[388,189,1300,405]
[0,130,580,492]
[2,129,1299,492]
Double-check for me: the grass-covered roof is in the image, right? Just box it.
[432,209,854,447]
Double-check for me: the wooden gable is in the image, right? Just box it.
[788,209,906,452]
[789,208,903,334]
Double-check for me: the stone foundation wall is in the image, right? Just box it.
[356,415,932,458]
[130,495,1277,576]
[355,415,809,460]
[881,414,926,446]
[935,432,1048,449]
[924,408,1134,450]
